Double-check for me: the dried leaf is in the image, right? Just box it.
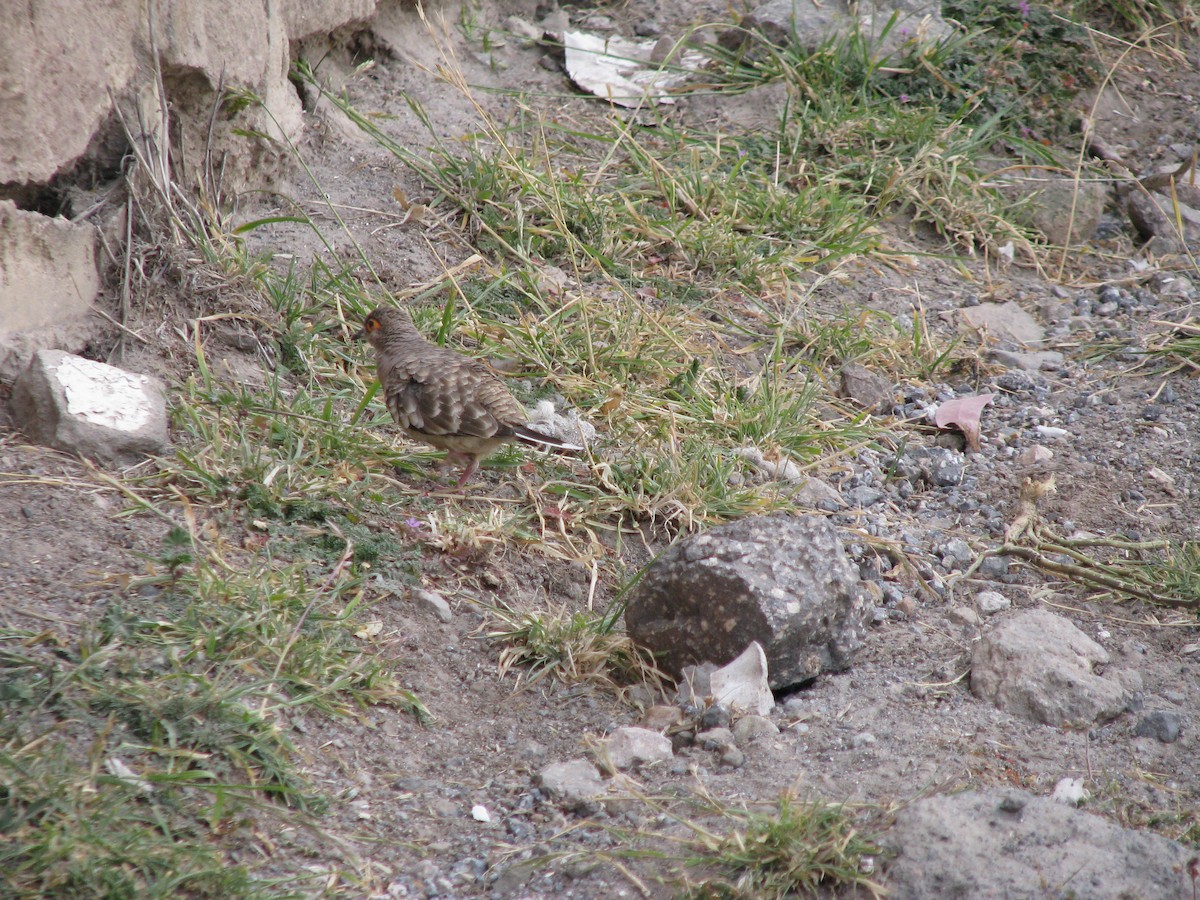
[934,393,995,452]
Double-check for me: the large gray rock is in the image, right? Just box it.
[0,202,101,378]
[0,0,325,187]
[883,789,1194,899]
[625,514,869,689]
[971,609,1129,727]
[0,2,140,185]
[11,350,169,465]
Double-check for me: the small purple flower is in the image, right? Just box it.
[1017,0,1030,18]
[403,517,422,530]
[899,94,911,104]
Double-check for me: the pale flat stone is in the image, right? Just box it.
[12,349,168,465]
[602,727,673,771]
[959,301,1045,346]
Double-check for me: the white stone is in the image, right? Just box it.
[709,641,775,716]
[11,349,168,465]
[1051,777,1089,806]
[975,590,1012,615]
[59,355,155,432]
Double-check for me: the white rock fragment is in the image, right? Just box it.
[709,641,775,716]
[471,804,491,822]
[975,590,1011,615]
[1018,445,1055,465]
[1051,777,1089,806]
[1033,425,1070,440]
[11,349,168,464]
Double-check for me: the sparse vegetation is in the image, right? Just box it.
[682,794,885,898]
[483,596,668,690]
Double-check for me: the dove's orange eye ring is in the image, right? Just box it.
[364,317,382,332]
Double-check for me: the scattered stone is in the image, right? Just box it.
[696,727,736,752]
[626,514,869,689]
[601,727,673,771]
[948,607,980,627]
[971,609,1128,727]
[639,705,682,732]
[537,759,606,813]
[838,363,894,413]
[732,715,780,743]
[894,446,965,487]
[11,349,169,465]
[958,300,1046,346]
[1134,711,1182,744]
[883,790,1195,899]
[990,348,1065,371]
[974,590,1011,615]
[709,641,775,715]
[701,705,732,730]
[719,746,746,768]
[413,588,452,623]
[471,804,491,822]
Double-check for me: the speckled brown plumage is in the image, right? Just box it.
[356,305,578,486]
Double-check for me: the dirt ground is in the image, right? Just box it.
[4,0,1200,897]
